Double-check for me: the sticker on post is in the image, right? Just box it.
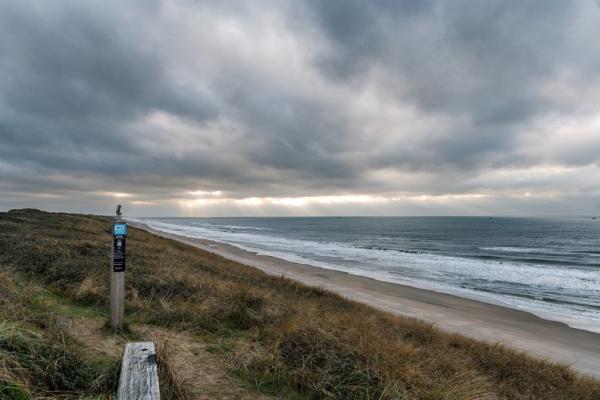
[113,223,127,236]
[113,236,126,272]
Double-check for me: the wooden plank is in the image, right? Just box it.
[118,342,160,400]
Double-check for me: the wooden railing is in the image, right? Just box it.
[117,342,160,399]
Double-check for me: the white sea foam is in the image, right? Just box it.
[480,246,552,253]
[133,218,600,333]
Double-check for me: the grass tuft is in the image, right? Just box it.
[151,332,189,400]
[0,273,118,398]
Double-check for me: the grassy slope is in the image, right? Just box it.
[0,273,118,399]
[1,209,599,399]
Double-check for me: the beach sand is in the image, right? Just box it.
[131,222,600,378]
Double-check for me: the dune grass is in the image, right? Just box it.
[0,272,118,399]
[1,208,599,399]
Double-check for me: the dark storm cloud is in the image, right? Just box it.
[306,0,569,105]
[300,0,589,170]
[0,1,218,170]
[1,0,600,215]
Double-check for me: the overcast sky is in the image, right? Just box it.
[1,1,600,216]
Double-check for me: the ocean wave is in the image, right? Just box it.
[479,246,558,254]
[190,222,271,231]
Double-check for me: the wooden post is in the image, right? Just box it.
[118,342,160,399]
[111,205,126,329]
[110,262,125,329]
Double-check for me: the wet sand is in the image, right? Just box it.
[131,222,600,378]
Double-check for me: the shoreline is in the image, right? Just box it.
[130,221,600,378]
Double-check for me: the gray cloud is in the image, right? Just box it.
[299,1,589,170]
[1,0,600,215]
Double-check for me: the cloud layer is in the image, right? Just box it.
[1,0,600,216]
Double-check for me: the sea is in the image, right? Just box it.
[128,216,600,333]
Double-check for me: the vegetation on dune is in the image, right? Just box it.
[1,208,600,399]
[0,272,118,399]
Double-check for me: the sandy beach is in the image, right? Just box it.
[131,221,600,378]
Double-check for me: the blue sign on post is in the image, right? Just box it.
[114,223,127,236]
[113,222,127,272]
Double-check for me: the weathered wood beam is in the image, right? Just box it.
[117,342,160,400]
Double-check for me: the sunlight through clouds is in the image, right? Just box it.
[1,1,600,215]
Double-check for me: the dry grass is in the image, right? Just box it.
[0,273,118,399]
[1,208,600,399]
[151,331,190,400]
